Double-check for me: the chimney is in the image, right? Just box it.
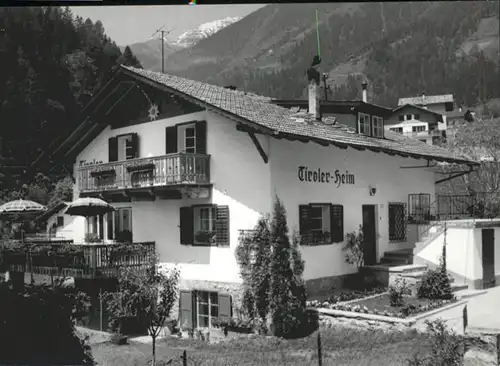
[361,82,368,103]
[308,78,321,121]
[421,92,426,104]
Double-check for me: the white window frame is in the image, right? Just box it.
[184,124,196,154]
[196,291,219,328]
[193,205,215,245]
[309,204,331,244]
[106,207,132,240]
[358,113,371,136]
[371,116,384,137]
[117,134,134,161]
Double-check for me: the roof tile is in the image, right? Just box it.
[121,66,475,165]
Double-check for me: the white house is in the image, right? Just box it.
[31,66,478,328]
[385,104,446,145]
[34,201,78,240]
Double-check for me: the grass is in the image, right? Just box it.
[90,325,435,366]
[333,294,455,318]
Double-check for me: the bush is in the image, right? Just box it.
[408,319,465,365]
[389,278,409,307]
[417,267,454,301]
[0,280,94,365]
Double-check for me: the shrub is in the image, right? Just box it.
[389,278,409,307]
[342,225,364,269]
[408,319,465,365]
[417,267,454,300]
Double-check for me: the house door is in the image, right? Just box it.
[482,228,495,289]
[362,205,377,266]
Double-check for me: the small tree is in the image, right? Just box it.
[269,196,307,337]
[103,257,180,366]
[439,117,500,218]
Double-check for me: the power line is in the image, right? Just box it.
[151,25,175,73]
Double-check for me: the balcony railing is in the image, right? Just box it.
[78,153,210,193]
[1,241,156,279]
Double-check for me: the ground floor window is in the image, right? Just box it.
[408,194,431,221]
[299,203,344,245]
[388,202,407,241]
[179,289,231,330]
[103,207,133,242]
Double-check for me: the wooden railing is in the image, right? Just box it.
[78,153,210,193]
[2,241,156,279]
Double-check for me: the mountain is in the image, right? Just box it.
[174,16,242,48]
[121,39,183,71]
[125,16,241,72]
[159,2,499,107]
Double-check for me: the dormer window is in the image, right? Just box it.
[358,113,371,136]
[371,116,384,138]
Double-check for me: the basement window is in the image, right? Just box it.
[179,290,231,330]
[388,202,407,242]
[299,204,344,245]
[357,113,371,136]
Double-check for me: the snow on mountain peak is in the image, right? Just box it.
[175,16,241,48]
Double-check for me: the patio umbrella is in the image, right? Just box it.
[0,199,47,216]
[65,198,115,243]
[0,199,47,284]
[65,198,115,217]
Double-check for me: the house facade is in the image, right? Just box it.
[31,67,477,329]
[386,104,446,145]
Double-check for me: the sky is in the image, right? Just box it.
[70,5,265,46]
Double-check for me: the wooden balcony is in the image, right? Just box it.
[2,241,155,280]
[78,153,210,196]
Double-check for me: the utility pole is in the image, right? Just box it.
[151,25,175,74]
[322,73,331,101]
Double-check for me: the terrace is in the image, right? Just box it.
[1,240,155,279]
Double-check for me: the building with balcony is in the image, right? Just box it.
[385,104,447,145]
[27,66,482,329]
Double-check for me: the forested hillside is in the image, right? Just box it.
[0,7,142,204]
[161,2,499,107]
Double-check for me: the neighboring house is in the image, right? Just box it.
[34,201,79,240]
[398,93,455,115]
[30,66,478,328]
[385,104,446,145]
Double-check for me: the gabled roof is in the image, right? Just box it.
[35,201,69,223]
[392,104,444,122]
[32,66,478,170]
[398,94,454,106]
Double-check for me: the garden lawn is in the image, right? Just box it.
[90,326,436,366]
[334,293,455,318]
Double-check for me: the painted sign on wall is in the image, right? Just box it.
[298,166,355,187]
[79,159,103,166]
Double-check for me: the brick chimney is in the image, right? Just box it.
[308,77,321,121]
[361,82,368,103]
[421,92,426,103]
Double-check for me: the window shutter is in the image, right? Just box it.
[179,290,193,330]
[108,137,118,162]
[215,205,230,247]
[129,133,139,159]
[218,292,232,321]
[165,126,177,154]
[180,206,193,245]
[330,204,344,243]
[195,120,207,155]
[299,205,311,244]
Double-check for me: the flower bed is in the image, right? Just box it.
[323,294,456,318]
[306,286,387,309]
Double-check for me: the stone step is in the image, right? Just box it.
[400,271,426,279]
[388,264,428,274]
[451,283,469,292]
[380,257,410,265]
[383,251,413,259]
[453,288,487,300]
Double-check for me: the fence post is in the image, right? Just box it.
[317,331,322,366]
[99,286,103,332]
[462,305,468,334]
[181,349,187,366]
